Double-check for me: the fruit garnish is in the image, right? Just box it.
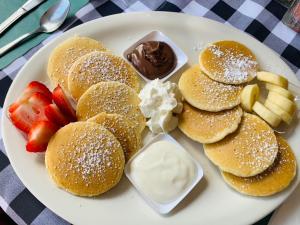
[253,101,281,127]
[240,84,259,112]
[257,71,288,88]
[265,100,293,124]
[45,104,70,126]
[9,92,51,133]
[52,85,76,121]
[26,120,58,152]
[8,81,76,153]
[265,83,294,100]
[8,81,52,113]
[267,91,296,115]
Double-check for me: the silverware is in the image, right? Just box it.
[0,0,46,35]
[0,0,70,56]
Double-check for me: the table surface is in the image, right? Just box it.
[0,0,299,225]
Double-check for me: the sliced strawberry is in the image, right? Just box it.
[26,121,58,152]
[10,104,38,133]
[45,104,70,126]
[8,102,20,113]
[25,81,52,100]
[9,93,51,133]
[9,81,52,113]
[52,85,76,121]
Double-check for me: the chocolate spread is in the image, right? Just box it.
[127,41,176,80]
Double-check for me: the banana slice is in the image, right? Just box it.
[265,83,294,100]
[257,71,288,88]
[265,100,293,124]
[241,84,260,112]
[253,101,281,127]
[267,91,296,115]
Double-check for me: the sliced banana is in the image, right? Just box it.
[241,84,260,112]
[267,91,296,115]
[253,101,281,127]
[265,83,294,100]
[257,71,288,88]
[265,100,293,124]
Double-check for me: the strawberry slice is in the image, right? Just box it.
[9,92,51,133]
[8,102,20,113]
[9,81,52,113]
[26,120,58,152]
[24,81,52,100]
[10,103,38,133]
[45,104,70,126]
[52,85,76,121]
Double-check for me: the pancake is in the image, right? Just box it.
[47,36,107,91]
[45,122,125,197]
[68,51,140,101]
[178,102,243,143]
[88,112,140,161]
[204,113,278,177]
[199,40,258,84]
[76,81,145,134]
[178,65,243,112]
[222,136,297,196]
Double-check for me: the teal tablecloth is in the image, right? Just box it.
[0,0,88,69]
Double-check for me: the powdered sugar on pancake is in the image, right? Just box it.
[55,124,124,186]
[232,114,278,172]
[76,82,145,133]
[202,42,258,84]
[194,71,242,110]
[69,51,138,90]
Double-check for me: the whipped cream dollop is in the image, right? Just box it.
[138,79,183,134]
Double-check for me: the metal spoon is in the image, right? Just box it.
[0,0,70,56]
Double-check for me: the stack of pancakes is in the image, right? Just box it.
[178,40,296,196]
[46,36,145,197]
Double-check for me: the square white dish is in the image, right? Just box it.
[123,30,188,82]
[125,133,204,214]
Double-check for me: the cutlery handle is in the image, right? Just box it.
[0,30,39,56]
[0,7,27,35]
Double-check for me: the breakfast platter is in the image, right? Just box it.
[2,12,300,225]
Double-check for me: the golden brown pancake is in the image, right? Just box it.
[179,102,243,143]
[204,113,278,177]
[76,81,145,134]
[45,122,125,197]
[47,36,107,91]
[178,65,243,112]
[222,136,297,196]
[88,112,140,161]
[68,51,140,101]
[199,40,258,84]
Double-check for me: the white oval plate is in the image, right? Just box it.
[2,12,300,225]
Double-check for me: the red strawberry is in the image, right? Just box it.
[24,81,52,100]
[8,102,20,113]
[9,81,52,113]
[52,85,76,121]
[10,103,38,133]
[26,120,58,152]
[45,104,70,126]
[9,92,51,133]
